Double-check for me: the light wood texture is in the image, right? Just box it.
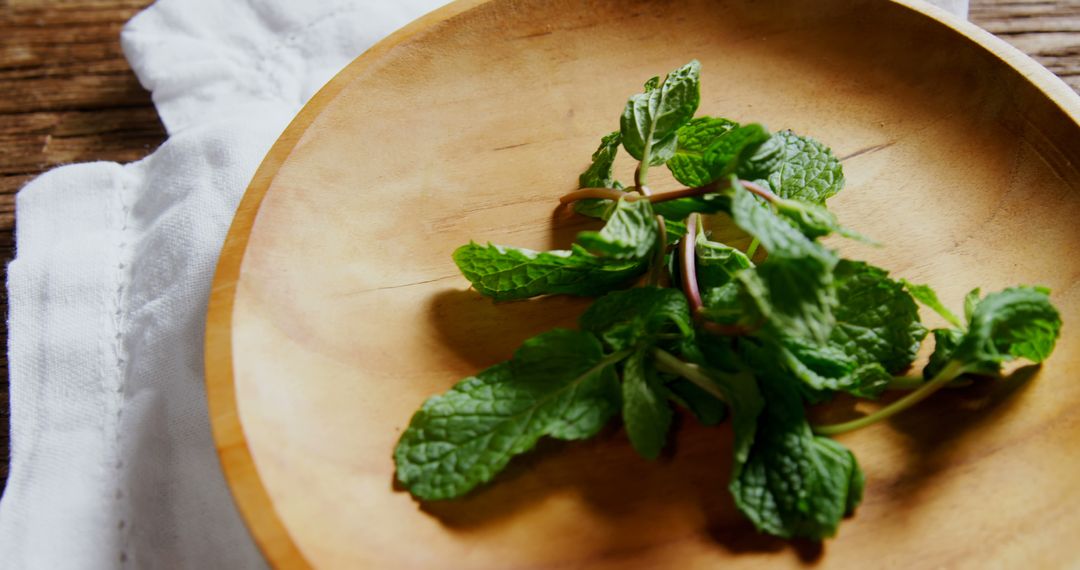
[207,1,1080,567]
[0,0,1074,499]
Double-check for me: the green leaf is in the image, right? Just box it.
[701,124,771,178]
[778,345,891,398]
[924,286,1061,379]
[394,330,623,500]
[964,288,981,323]
[954,286,1062,370]
[577,196,658,260]
[696,233,753,290]
[924,327,965,379]
[728,179,831,263]
[579,131,623,189]
[663,217,688,242]
[730,372,864,539]
[573,198,617,219]
[713,370,764,471]
[729,182,838,346]
[736,132,786,180]
[757,260,926,399]
[831,260,928,373]
[903,280,965,329]
[700,282,746,325]
[696,338,765,470]
[752,131,845,204]
[773,198,874,243]
[665,120,768,187]
[579,287,693,352]
[620,61,701,166]
[650,193,730,219]
[621,350,673,459]
[665,116,738,186]
[453,242,644,301]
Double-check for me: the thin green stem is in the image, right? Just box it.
[651,348,728,403]
[813,360,968,436]
[598,348,636,370]
[745,237,760,258]
[638,141,653,189]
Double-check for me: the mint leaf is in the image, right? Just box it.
[621,349,673,459]
[817,286,1062,436]
[457,197,659,300]
[753,261,925,399]
[728,179,831,264]
[701,123,771,178]
[904,280,965,329]
[710,369,763,472]
[394,330,622,500]
[964,287,981,323]
[577,196,658,260]
[924,286,1060,379]
[579,287,692,352]
[924,327,965,379]
[453,243,644,301]
[831,260,927,373]
[700,282,745,325]
[730,372,863,539]
[579,131,623,189]
[773,198,872,242]
[955,286,1061,368]
[620,61,701,166]
[736,132,785,180]
[573,197,618,219]
[730,182,838,346]
[694,235,754,325]
[665,120,768,187]
[666,116,738,186]
[664,217,688,242]
[696,234,753,290]
[651,193,730,219]
[752,131,844,204]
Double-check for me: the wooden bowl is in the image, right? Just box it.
[205,0,1080,567]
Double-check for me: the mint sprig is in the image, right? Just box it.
[393,61,1063,542]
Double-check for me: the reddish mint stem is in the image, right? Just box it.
[680,214,704,315]
[678,213,753,337]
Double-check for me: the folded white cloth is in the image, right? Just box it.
[1,1,446,567]
[0,0,966,567]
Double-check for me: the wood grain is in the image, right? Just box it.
[206,0,1080,568]
[971,0,1080,91]
[0,0,1076,545]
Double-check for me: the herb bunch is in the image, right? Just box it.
[393,61,1062,540]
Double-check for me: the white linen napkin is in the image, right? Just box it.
[0,0,967,568]
[1,1,447,567]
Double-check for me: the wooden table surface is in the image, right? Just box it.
[0,0,1076,495]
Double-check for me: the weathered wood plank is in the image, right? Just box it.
[970,0,1080,90]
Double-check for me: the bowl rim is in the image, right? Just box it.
[203,1,1080,567]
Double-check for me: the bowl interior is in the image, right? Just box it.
[214,0,1080,567]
